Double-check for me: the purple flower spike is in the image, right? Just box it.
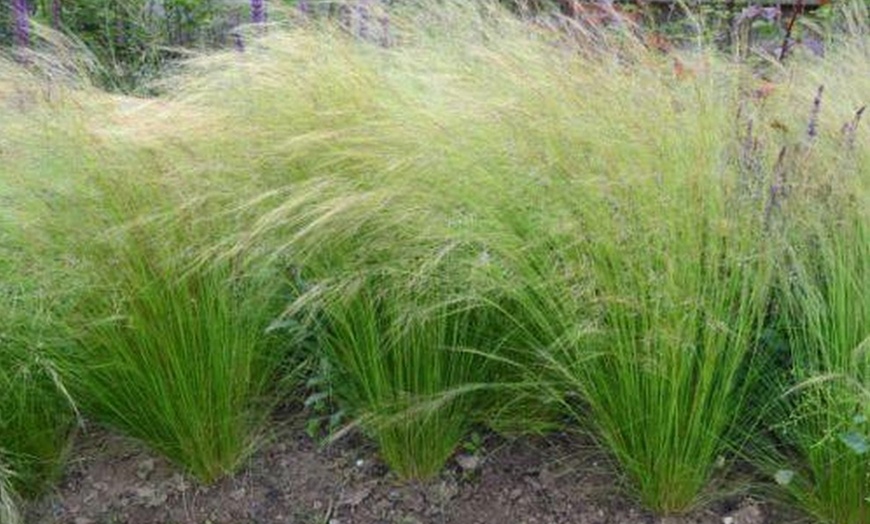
[806,85,824,141]
[51,0,62,28]
[251,0,266,24]
[233,32,245,52]
[764,146,789,229]
[298,0,310,15]
[13,0,30,48]
[357,0,371,40]
[760,7,780,22]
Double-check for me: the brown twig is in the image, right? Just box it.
[778,0,804,62]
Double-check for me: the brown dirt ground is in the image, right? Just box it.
[24,420,784,524]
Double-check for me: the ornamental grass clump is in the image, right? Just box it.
[197,2,777,499]
[45,166,298,483]
[299,273,497,479]
[1,56,298,484]
[489,59,775,513]
[179,0,771,502]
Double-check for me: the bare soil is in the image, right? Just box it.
[25,420,778,524]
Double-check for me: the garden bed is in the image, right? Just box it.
[26,421,783,524]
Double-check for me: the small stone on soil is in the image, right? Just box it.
[456,453,482,472]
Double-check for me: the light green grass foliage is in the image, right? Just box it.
[165,0,869,510]
[0,283,74,499]
[0,61,79,512]
[0,1,868,518]
[182,2,778,504]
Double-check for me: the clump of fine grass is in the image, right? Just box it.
[189,2,778,498]
[487,58,775,513]
[1,54,299,483]
[302,275,494,479]
[49,174,298,483]
[65,255,291,483]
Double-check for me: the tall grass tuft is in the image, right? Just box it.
[52,179,297,483]
[178,0,781,502]
[302,273,494,479]
[494,64,774,513]
[1,55,299,483]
